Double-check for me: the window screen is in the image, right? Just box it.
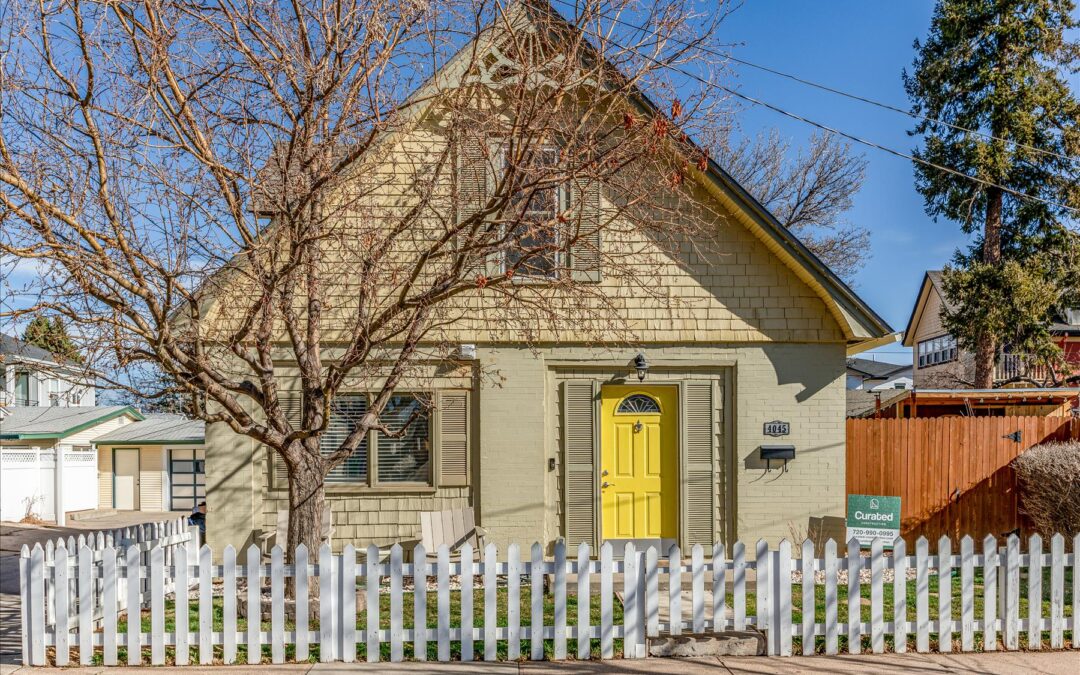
[377,395,432,484]
[321,394,368,482]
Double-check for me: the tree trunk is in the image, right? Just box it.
[974,186,1004,388]
[286,440,327,557]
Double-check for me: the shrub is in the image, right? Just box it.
[1010,441,1080,541]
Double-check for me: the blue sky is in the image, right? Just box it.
[717,1,974,365]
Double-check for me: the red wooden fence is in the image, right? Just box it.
[846,416,1079,542]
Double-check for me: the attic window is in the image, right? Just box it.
[918,334,957,367]
[504,146,566,278]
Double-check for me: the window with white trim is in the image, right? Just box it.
[918,334,957,367]
[504,146,566,278]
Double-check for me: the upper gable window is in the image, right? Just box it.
[918,334,957,368]
[504,146,567,279]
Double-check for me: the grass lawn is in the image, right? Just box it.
[92,568,1073,665]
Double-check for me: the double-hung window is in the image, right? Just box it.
[504,146,567,278]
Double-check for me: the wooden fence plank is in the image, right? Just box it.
[938,535,952,652]
[506,544,520,661]
[78,545,93,665]
[102,546,117,666]
[646,545,659,638]
[916,537,929,653]
[1004,535,1020,650]
[824,539,838,655]
[436,546,449,661]
[1027,534,1042,650]
[151,545,165,665]
[733,541,746,631]
[755,541,768,645]
[577,542,591,659]
[126,544,141,665]
[554,540,567,660]
[692,545,705,634]
[271,546,285,664]
[247,545,261,664]
[802,539,815,655]
[319,544,334,663]
[600,542,613,659]
[893,538,907,654]
[982,535,997,651]
[669,544,682,636]
[391,544,404,663]
[412,544,427,662]
[847,539,861,655]
[960,536,974,652]
[484,543,498,661]
[870,538,884,654]
[296,544,310,662]
[460,543,473,662]
[530,542,544,661]
[54,544,69,666]
[198,545,212,664]
[1049,534,1064,649]
[777,540,792,657]
[712,543,726,634]
[174,543,189,666]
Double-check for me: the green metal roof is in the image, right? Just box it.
[0,406,144,439]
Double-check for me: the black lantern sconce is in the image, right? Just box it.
[633,352,649,382]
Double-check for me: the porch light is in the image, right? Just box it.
[633,352,649,382]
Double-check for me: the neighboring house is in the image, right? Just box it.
[0,406,142,523]
[93,414,205,513]
[847,387,1080,419]
[903,271,1080,388]
[845,357,913,391]
[0,333,96,407]
[199,5,893,554]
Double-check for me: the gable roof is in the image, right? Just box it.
[198,0,893,348]
[846,357,912,379]
[0,406,143,440]
[0,334,56,363]
[92,414,204,445]
[902,271,948,347]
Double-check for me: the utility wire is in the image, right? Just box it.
[549,0,1080,167]
[572,17,1080,215]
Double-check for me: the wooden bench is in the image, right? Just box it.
[418,508,486,559]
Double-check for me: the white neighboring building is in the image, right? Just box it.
[846,357,914,391]
[0,406,142,524]
[0,333,96,407]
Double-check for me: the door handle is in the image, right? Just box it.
[602,481,614,488]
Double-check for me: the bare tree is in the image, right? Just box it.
[0,0,735,553]
[716,129,870,280]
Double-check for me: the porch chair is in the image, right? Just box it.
[258,504,334,555]
[417,507,486,560]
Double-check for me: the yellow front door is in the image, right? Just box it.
[600,385,678,540]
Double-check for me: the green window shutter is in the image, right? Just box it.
[437,390,470,487]
[568,177,602,282]
[562,380,597,549]
[271,394,303,489]
[683,381,715,548]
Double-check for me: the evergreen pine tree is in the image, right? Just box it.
[904,0,1080,387]
[22,315,83,363]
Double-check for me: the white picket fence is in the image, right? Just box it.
[19,533,1078,666]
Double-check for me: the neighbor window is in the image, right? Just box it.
[504,146,566,278]
[917,334,958,367]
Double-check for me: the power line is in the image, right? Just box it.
[549,0,1080,167]
[577,20,1080,215]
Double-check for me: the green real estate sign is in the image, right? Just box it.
[846,494,901,547]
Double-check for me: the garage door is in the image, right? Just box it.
[169,449,205,511]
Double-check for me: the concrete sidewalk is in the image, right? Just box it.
[2,652,1076,674]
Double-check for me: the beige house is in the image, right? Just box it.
[201,9,892,555]
[94,414,205,513]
